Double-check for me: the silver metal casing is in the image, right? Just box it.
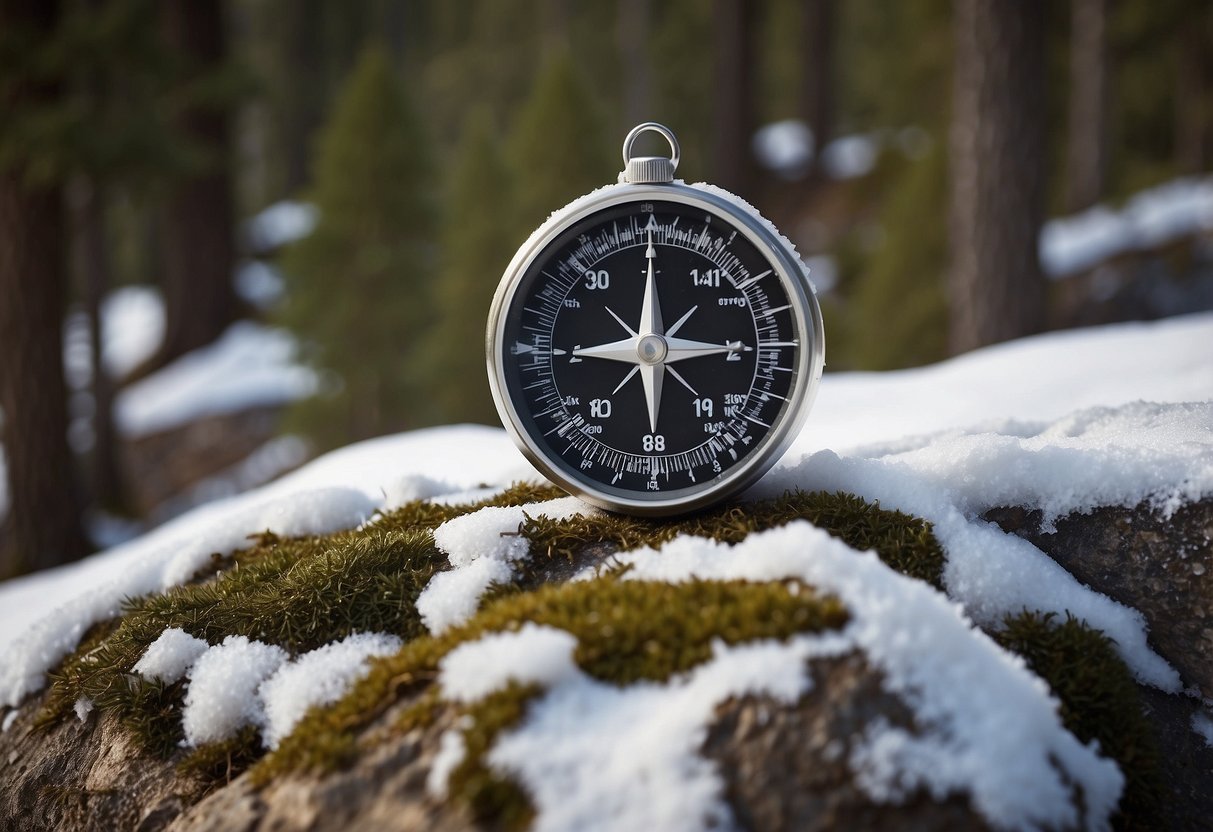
[486,181,825,516]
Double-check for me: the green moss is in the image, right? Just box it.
[40,481,565,753]
[256,576,847,786]
[994,612,1162,828]
[521,489,946,589]
[448,683,540,831]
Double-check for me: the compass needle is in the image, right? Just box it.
[488,122,822,515]
[612,365,640,395]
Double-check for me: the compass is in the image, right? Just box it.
[486,123,824,516]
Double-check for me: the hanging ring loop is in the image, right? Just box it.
[622,122,681,171]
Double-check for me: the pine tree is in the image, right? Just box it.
[847,147,949,370]
[506,51,614,236]
[423,110,516,426]
[0,0,91,575]
[279,44,437,449]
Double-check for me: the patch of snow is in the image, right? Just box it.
[244,200,317,253]
[258,632,401,749]
[821,134,879,180]
[235,259,286,308]
[117,321,317,437]
[73,697,93,722]
[182,635,287,747]
[439,624,580,704]
[419,498,597,634]
[440,620,848,831]
[1040,176,1213,278]
[1193,711,1213,748]
[433,497,593,567]
[417,557,513,634]
[63,284,166,387]
[427,717,469,799]
[0,425,527,708]
[752,120,814,179]
[818,401,1213,529]
[609,524,1123,832]
[1,710,16,733]
[133,628,209,684]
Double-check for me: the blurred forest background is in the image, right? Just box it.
[2,0,1211,577]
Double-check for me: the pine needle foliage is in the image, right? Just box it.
[845,146,949,370]
[521,489,947,589]
[278,43,437,448]
[505,51,615,236]
[994,611,1163,829]
[422,108,518,426]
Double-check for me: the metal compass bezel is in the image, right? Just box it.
[486,181,824,517]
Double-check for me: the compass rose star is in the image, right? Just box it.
[571,229,748,434]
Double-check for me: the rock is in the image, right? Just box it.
[985,497,1213,694]
[0,707,208,832]
[987,496,1213,828]
[704,653,990,832]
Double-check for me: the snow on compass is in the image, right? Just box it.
[488,124,824,516]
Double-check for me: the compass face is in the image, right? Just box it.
[489,186,821,515]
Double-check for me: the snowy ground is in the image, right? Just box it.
[0,313,1210,831]
[0,283,314,524]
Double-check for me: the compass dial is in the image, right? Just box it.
[490,187,821,515]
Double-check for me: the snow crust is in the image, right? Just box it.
[417,557,513,635]
[433,620,849,831]
[756,398,1212,691]
[182,636,287,746]
[798,313,1213,455]
[433,497,591,567]
[438,624,580,704]
[133,628,209,683]
[258,632,401,749]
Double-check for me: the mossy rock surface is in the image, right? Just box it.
[0,484,1197,831]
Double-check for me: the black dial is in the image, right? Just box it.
[496,196,805,505]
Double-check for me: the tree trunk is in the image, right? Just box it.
[948,0,1048,354]
[71,177,130,514]
[1175,7,1212,174]
[617,0,652,127]
[1065,0,1110,212]
[712,0,758,197]
[147,0,239,376]
[282,0,326,195]
[0,0,91,578]
[802,0,836,177]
